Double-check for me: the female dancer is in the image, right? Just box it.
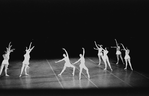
[19,42,34,77]
[73,48,90,80]
[121,43,133,70]
[55,48,76,76]
[0,42,15,76]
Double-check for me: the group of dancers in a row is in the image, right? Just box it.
[55,39,133,80]
[0,39,133,80]
[0,42,34,77]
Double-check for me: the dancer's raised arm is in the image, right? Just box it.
[120,43,126,50]
[82,47,85,56]
[6,42,15,53]
[94,41,99,49]
[115,39,119,47]
[62,48,68,57]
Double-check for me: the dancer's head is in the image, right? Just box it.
[63,54,66,57]
[79,54,82,57]
[126,49,130,54]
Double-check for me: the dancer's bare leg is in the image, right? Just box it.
[4,64,9,76]
[106,58,113,71]
[128,58,133,70]
[98,55,101,65]
[25,65,29,75]
[116,55,119,64]
[79,67,83,80]
[124,59,127,70]
[19,64,25,77]
[0,64,4,75]
[84,67,90,79]
[58,65,66,76]
[72,66,75,76]
[120,54,124,64]
[103,59,107,70]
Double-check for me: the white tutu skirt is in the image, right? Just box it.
[116,51,121,55]
[124,55,130,59]
[23,60,29,64]
[2,60,9,64]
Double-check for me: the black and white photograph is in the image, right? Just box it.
[0,0,149,96]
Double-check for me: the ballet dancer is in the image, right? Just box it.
[73,48,90,80]
[0,42,15,76]
[55,48,76,76]
[102,47,113,71]
[111,39,124,65]
[93,41,104,66]
[19,42,35,77]
[121,43,133,70]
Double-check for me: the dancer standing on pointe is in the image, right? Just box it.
[93,41,104,66]
[55,48,76,76]
[121,43,133,70]
[0,42,15,76]
[19,42,35,77]
[73,48,90,80]
[111,39,124,65]
[102,47,113,71]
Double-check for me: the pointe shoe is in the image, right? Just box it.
[19,74,22,77]
[72,73,75,76]
[25,73,29,76]
[6,74,9,76]
[79,77,81,80]
[104,68,107,71]
[58,74,61,76]
[124,68,127,70]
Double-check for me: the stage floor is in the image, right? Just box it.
[0,58,149,89]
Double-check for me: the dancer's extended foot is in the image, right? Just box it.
[6,74,9,76]
[25,73,29,76]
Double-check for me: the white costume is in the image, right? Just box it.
[121,43,133,70]
[19,42,34,77]
[73,48,90,80]
[55,48,76,76]
[102,48,113,71]
[0,42,14,76]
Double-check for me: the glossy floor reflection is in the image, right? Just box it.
[0,58,149,89]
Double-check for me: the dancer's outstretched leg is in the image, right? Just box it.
[124,59,127,70]
[72,66,75,76]
[116,55,119,64]
[84,67,90,79]
[58,65,66,76]
[79,67,83,80]
[128,59,133,70]
[98,55,101,65]
[103,59,107,70]
[19,64,25,77]
[25,65,29,75]
[0,64,4,75]
[106,58,113,71]
[4,64,9,76]
[120,54,124,64]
